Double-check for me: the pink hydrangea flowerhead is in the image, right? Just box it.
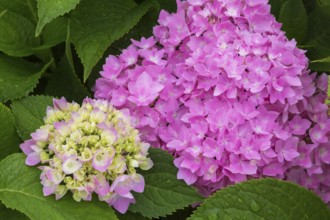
[94,0,330,203]
[20,97,153,213]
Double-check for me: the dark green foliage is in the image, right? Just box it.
[0,0,329,219]
[189,179,330,220]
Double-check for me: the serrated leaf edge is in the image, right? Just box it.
[11,95,54,140]
[35,0,81,36]
[0,58,53,103]
[78,0,159,82]
[187,178,329,220]
[0,197,29,219]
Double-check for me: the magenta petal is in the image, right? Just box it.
[53,97,68,110]
[31,129,49,142]
[46,170,63,184]
[167,140,185,150]
[26,152,40,166]
[20,140,34,155]
[177,168,197,185]
[133,72,153,92]
[131,174,145,193]
[111,175,133,196]
[94,175,111,196]
[43,185,56,196]
[111,196,135,214]
[263,162,284,176]
[110,175,129,190]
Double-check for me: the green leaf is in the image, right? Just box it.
[188,178,330,220]
[128,148,203,219]
[37,17,68,49]
[35,0,80,36]
[304,5,330,48]
[0,55,52,102]
[45,56,90,103]
[317,0,330,6]
[0,0,38,23]
[0,153,118,220]
[11,96,53,140]
[0,103,21,161]
[0,202,29,220]
[311,56,330,63]
[63,18,75,72]
[303,5,330,71]
[156,0,177,13]
[70,0,159,81]
[279,0,308,44]
[117,211,150,220]
[302,0,317,14]
[309,62,330,72]
[268,0,286,19]
[309,58,329,72]
[0,9,39,56]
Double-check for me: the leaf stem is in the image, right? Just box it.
[27,0,38,23]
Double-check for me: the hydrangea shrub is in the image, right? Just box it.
[20,97,153,213]
[95,0,330,202]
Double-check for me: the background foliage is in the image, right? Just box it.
[0,0,329,219]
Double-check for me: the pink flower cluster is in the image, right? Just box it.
[94,0,330,202]
[20,98,153,213]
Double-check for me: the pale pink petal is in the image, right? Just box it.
[26,152,40,166]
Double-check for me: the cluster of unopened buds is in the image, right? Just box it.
[20,97,153,213]
[95,0,330,202]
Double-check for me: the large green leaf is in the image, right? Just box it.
[0,0,37,23]
[304,5,330,48]
[35,0,80,36]
[0,9,39,56]
[11,96,53,140]
[0,153,118,220]
[303,5,330,71]
[128,148,203,219]
[303,0,317,15]
[69,0,159,81]
[37,17,68,49]
[86,0,168,90]
[0,55,52,102]
[45,56,90,103]
[279,0,308,44]
[268,0,286,19]
[0,103,21,161]
[0,202,29,220]
[188,178,330,220]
